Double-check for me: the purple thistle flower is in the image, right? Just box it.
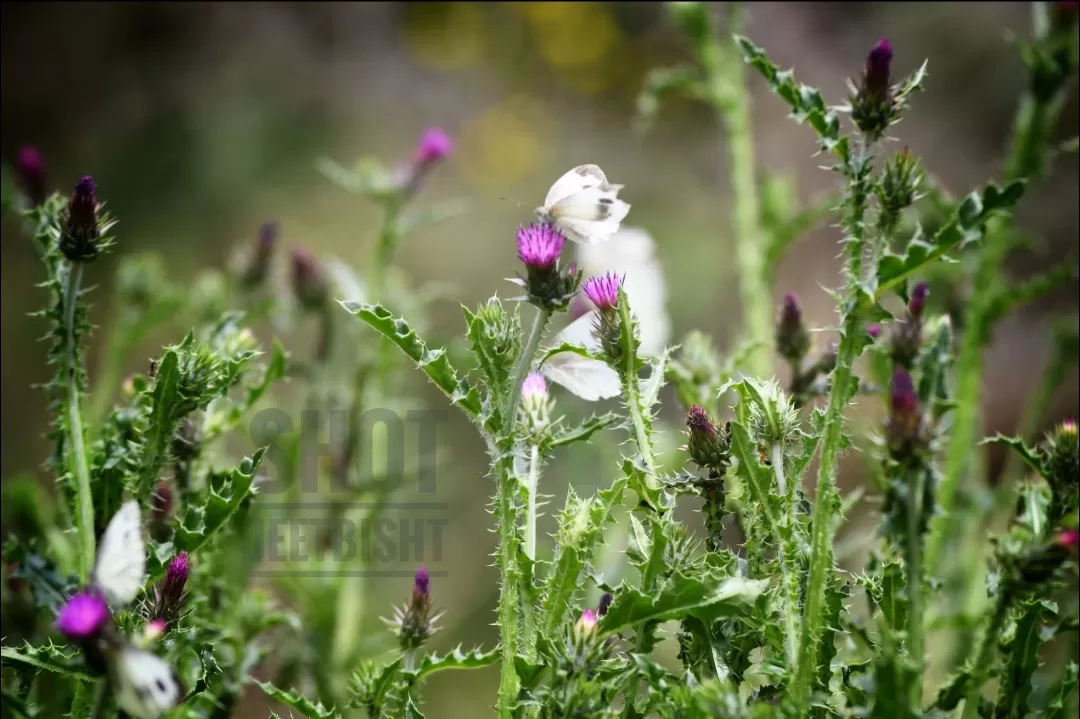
[867,324,881,339]
[145,618,167,640]
[865,39,893,96]
[776,292,811,362]
[517,223,565,269]
[414,566,430,599]
[1059,529,1079,549]
[56,591,110,640]
[167,551,189,588]
[597,593,613,617]
[576,608,599,637]
[888,368,922,454]
[582,272,622,312]
[17,145,47,207]
[413,128,454,168]
[908,281,929,319]
[69,177,98,229]
[686,405,730,469]
[890,369,917,414]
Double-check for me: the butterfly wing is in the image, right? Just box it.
[110,646,183,719]
[543,164,609,209]
[92,500,146,608]
[540,312,621,402]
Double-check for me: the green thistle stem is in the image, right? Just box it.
[960,589,1013,719]
[772,442,801,669]
[64,262,96,582]
[905,465,926,703]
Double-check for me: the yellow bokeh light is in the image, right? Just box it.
[457,95,557,191]
[402,2,486,70]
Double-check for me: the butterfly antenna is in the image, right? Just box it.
[499,196,529,208]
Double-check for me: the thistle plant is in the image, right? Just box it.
[2,3,1079,719]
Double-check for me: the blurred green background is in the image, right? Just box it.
[2,3,1078,717]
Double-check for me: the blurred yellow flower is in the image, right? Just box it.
[518,3,622,95]
[403,2,486,70]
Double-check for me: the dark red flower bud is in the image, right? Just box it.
[291,247,329,311]
[776,292,811,363]
[888,368,922,455]
[60,176,103,262]
[908,282,929,320]
[864,39,893,97]
[686,405,730,469]
[597,592,613,617]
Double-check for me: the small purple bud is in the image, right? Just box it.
[291,247,329,311]
[575,608,599,637]
[867,324,882,339]
[1059,529,1080,550]
[888,368,921,453]
[69,176,98,231]
[908,282,929,320]
[890,369,917,414]
[597,593,613,617]
[776,292,811,362]
[582,272,622,312]
[145,618,167,640]
[413,128,454,168]
[17,145,47,207]
[56,591,110,640]
[414,566,430,598]
[517,223,565,269]
[865,39,893,96]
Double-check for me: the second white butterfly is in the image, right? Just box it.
[535,164,630,246]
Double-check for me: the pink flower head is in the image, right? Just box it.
[145,618,167,640]
[575,608,599,638]
[517,223,565,269]
[414,566,430,598]
[521,372,548,403]
[1058,529,1079,549]
[867,324,882,338]
[166,551,189,589]
[582,272,623,312]
[890,368,917,414]
[413,128,454,167]
[56,591,110,640]
[17,145,47,206]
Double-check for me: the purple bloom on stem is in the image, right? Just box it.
[777,292,811,362]
[867,324,882,339]
[56,591,110,640]
[865,39,893,95]
[517,223,565,269]
[521,372,548,403]
[582,272,622,312]
[414,566,430,599]
[575,608,599,638]
[890,368,917,414]
[908,282,929,319]
[1059,529,1079,549]
[413,128,454,168]
[167,551,189,588]
[17,145,47,206]
[597,593,613,617]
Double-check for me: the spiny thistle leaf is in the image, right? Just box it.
[600,574,768,633]
[255,680,338,719]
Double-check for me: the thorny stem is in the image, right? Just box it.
[495,307,550,718]
[524,444,541,562]
[904,466,926,702]
[960,588,1013,719]
[771,442,801,671]
[707,6,772,379]
[791,137,873,705]
[65,262,96,582]
[928,81,1069,577]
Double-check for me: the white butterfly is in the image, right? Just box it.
[540,310,622,402]
[93,501,183,719]
[93,500,147,608]
[536,165,630,246]
[575,226,671,358]
[110,646,184,719]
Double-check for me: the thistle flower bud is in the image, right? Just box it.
[574,609,599,639]
[17,145,47,207]
[867,324,882,339]
[240,222,279,289]
[582,272,626,365]
[878,147,924,216]
[520,372,552,432]
[686,405,730,470]
[1011,528,1078,588]
[776,293,811,364]
[517,223,580,310]
[597,592,613,617]
[150,552,189,631]
[291,247,329,312]
[144,618,167,641]
[56,591,110,641]
[890,282,928,368]
[851,39,897,140]
[1043,419,1079,521]
[60,176,102,262]
[888,368,922,456]
[388,566,442,652]
[1058,528,1079,550]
